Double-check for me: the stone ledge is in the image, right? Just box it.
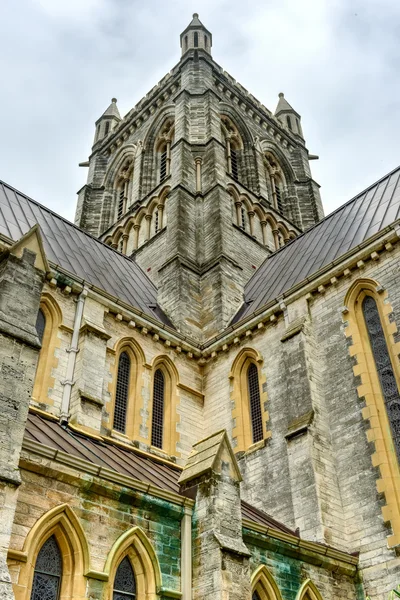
[285,411,314,441]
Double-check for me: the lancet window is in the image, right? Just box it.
[221,115,243,183]
[113,557,136,599]
[113,351,131,433]
[264,153,286,216]
[156,119,174,184]
[248,363,263,444]
[30,535,62,600]
[36,309,46,344]
[363,295,400,458]
[151,369,165,449]
[114,159,134,221]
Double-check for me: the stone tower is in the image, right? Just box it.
[75,14,323,341]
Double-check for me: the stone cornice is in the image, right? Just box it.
[242,521,358,575]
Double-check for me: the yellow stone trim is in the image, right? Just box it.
[229,347,269,452]
[31,293,63,408]
[9,503,90,600]
[107,336,146,442]
[103,526,162,599]
[295,579,324,600]
[251,565,283,600]
[344,278,400,547]
[28,405,58,421]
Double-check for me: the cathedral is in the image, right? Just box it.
[0,13,399,600]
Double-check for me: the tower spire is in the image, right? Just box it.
[180,13,212,56]
[93,98,121,147]
[274,92,303,138]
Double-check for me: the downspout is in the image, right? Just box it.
[60,286,88,424]
[181,506,193,599]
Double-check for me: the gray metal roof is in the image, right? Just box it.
[0,180,171,325]
[234,165,400,322]
[24,412,301,534]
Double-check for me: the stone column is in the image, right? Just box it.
[122,233,129,254]
[145,214,152,242]
[133,224,140,249]
[179,431,251,600]
[0,238,46,599]
[248,211,255,236]
[260,220,267,245]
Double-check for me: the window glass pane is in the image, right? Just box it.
[113,556,136,599]
[363,295,400,459]
[31,535,62,600]
[36,309,46,344]
[248,363,263,443]
[151,369,165,448]
[113,352,131,433]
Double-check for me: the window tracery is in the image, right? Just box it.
[221,116,242,182]
[30,535,62,600]
[115,159,134,221]
[363,295,400,458]
[156,119,174,184]
[113,557,136,600]
[264,153,286,215]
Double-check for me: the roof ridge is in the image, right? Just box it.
[0,179,158,293]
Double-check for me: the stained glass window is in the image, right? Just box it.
[248,363,263,443]
[113,352,131,433]
[151,369,165,449]
[363,295,400,460]
[113,557,136,599]
[36,309,46,345]
[30,535,62,600]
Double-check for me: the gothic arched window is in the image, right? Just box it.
[194,31,199,47]
[252,593,261,600]
[105,121,110,136]
[30,535,62,600]
[36,308,46,345]
[113,351,131,434]
[221,116,243,183]
[151,369,165,448]
[248,363,263,443]
[363,295,400,459]
[113,556,136,599]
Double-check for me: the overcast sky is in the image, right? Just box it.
[1,0,399,222]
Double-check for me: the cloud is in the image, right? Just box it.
[0,0,399,223]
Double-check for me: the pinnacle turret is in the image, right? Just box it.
[93,98,121,146]
[180,13,212,56]
[274,92,303,138]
